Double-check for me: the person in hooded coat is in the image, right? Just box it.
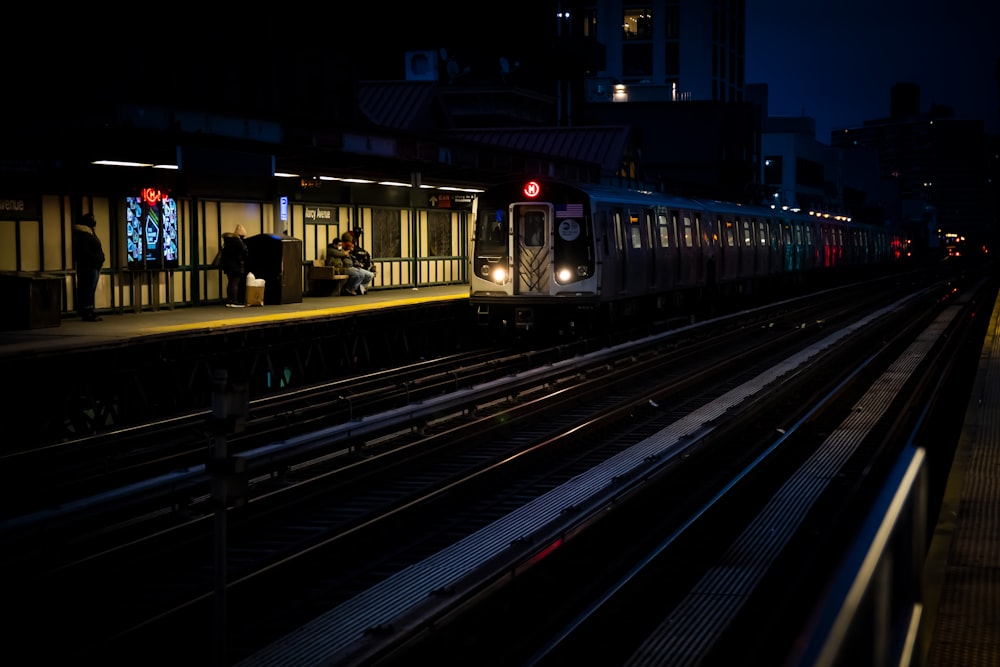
[72,212,106,321]
[220,224,249,306]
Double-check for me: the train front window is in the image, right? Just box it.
[476,207,508,253]
[523,212,545,247]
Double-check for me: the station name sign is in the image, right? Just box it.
[0,196,40,219]
[304,206,336,222]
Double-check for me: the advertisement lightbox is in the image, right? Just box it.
[126,188,178,269]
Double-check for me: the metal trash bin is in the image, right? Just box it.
[244,234,303,305]
[0,272,62,330]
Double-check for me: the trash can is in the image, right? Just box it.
[0,272,62,330]
[244,233,303,305]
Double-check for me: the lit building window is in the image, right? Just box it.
[623,8,653,40]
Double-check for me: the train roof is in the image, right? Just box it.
[692,198,779,217]
[560,181,707,210]
[479,180,890,231]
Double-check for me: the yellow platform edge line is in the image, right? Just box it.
[140,292,469,335]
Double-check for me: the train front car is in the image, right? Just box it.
[470,179,597,334]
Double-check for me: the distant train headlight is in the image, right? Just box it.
[556,267,573,282]
[491,266,508,283]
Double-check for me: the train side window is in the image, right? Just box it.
[658,213,671,248]
[724,217,736,247]
[641,209,655,249]
[613,209,625,251]
[681,214,694,248]
[757,219,768,246]
[742,219,753,246]
[630,211,644,249]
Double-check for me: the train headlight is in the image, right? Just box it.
[479,261,508,284]
[556,265,590,284]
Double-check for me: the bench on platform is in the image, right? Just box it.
[308,264,350,296]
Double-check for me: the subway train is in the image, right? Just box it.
[469,178,908,334]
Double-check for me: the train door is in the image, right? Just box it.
[677,211,698,286]
[512,202,552,294]
[768,218,783,275]
[755,218,770,276]
[696,214,708,285]
[718,214,738,283]
[807,222,820,269]
[793,221,804,270]
[608,208,627,293]
[739,217,754,279]
[610,208,647,294]
[782,220,794,271]
[645,208,657,289]
[626,208,649,294]
[657,210,679,290]
[821,224,833,267]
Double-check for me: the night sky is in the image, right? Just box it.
[746,0,1000,140]
[340,1,1000,141]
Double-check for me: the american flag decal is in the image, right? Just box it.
[556,203,584,218]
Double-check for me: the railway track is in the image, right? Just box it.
[2,269,983,665]
[2,346,571,517]
[381,279,990,667]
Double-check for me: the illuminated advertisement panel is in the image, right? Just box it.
[126,189,178,269]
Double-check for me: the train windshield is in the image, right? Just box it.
[475,205,508,254]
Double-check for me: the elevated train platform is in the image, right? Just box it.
[0,284,470,360]
[1,285,472,446]
[921,286,1000,666]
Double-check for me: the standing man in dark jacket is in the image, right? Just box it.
[72,212,105,321]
